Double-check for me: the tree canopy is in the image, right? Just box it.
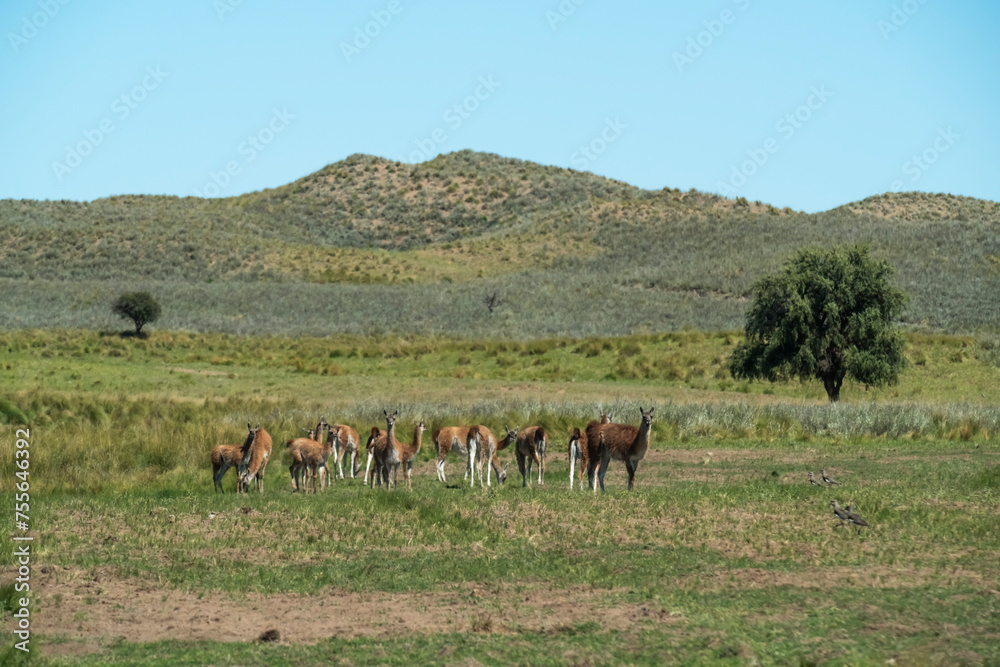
[729,244,907,402]
[112,291,161,336]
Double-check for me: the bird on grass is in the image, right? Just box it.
[820,469,841,486]
[845,505,869,532]
[809,472,821,486]
[830,500,849,527]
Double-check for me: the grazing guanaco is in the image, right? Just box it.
[466,425,514,487]
[513,425,548,487]
[590,407,654,492]
[210,423,256,493]
[239,423,273,493]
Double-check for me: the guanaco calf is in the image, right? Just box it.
[328,423,362,480]
[294,428,336,493]
[589,407,654,492]
[210,423,257,493]
[287,427,325,492]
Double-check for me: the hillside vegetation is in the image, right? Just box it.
[1,151,997,336]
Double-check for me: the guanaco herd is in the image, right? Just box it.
[210,407,656,494]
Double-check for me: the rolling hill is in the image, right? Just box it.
[1,150,997,337]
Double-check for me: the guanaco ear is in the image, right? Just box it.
[247,422,252,431]
[384,409,388,417]
[393,409,399,418]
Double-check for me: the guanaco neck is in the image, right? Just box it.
[411,424,424,455]
[633,418,653,455]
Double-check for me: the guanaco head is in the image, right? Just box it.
[241,422,256,449]
[498,463,508,485]
[384,409,398,430]
[503,426,519,445]
[640,407,654,427]
[600,412,613,424]
[366,427,381,452]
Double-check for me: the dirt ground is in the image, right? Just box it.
[23,566,680,656]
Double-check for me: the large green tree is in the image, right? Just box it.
[112,291,161,336]
[730,244,907,402]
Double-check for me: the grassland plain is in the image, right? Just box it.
[0,329,999,665]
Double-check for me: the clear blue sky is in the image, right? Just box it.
[2,0,997,212]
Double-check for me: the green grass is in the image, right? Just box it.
[1,328,999,664]
[8,437,1000,665]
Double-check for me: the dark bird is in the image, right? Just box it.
[257,628,280,643]
[830,500,849,527]
[844,505,869,532]
[820,469,841,486]
[809,472,821,486]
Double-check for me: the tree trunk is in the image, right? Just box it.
[823,372,844,402]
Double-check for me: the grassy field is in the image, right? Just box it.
[1,329,999,665]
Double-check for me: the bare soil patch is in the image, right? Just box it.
[24,567,679,654]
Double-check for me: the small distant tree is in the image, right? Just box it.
[483,291,505,315]
[729,244,907,402]
[112,291,161,337]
